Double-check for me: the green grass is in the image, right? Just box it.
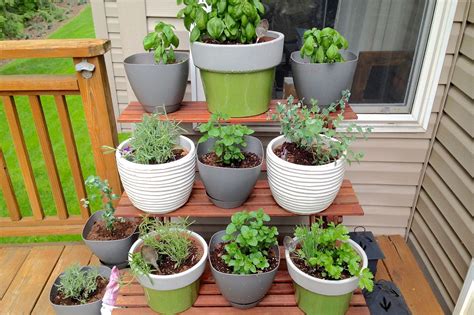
[0,6,112,244]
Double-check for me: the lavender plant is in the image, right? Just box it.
[56,264,104,304]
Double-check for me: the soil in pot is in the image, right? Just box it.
[122,146,188,165]
[52,276,107,306]
[202,36,275,45]
[200,152,261,168]
[210,242,279,274]
[273,142,338,166]
[86,219,139,241]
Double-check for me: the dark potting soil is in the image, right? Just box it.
[124,147,188,165]
[289,249,352,281]
[273,142,338,166]
[86,219,139,241]
[200,152,261,168]
[210,242,279,274]
[202,36,274,45]
[53,276,108,306]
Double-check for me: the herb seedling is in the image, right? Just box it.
[198,113,255,165]
[177,0,266,44]
[221,209,279,274]
[301,27,349,63]
[292,220,374,291]
[143,21,180,64]
[56,264,104,304]
[81,176,120,232]
[271,91,372,165]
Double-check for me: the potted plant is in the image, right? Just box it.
[50,263,111,315]
[178,0,284,117]
[81,176,138,267]
[197,113,263,208]
[267,92,371,214]
[124,21,189,113]
[115,114,196,213]
[128,218,208,314]
[285,221,374,315]
[291,27,357,106]
[209,209,279,309]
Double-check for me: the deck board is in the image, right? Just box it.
[0,247,30,299]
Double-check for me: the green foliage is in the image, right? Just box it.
[198,113,254,165]
[221,209,278,274]
[143,21,180,64]
[292,220,374,291]
[56,264,103,304]
[300,27,349,64]
[125,114,184,165]
[81,176,120,232]
[177,0,265,44]
[271,91,372,165]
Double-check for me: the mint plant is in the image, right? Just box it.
[198,113,255,165]
[291,220,374,291]
[301,27,349,63]
[143,21,180,64]
[177,0,265,44]
[221,209,278,274]
[81,176,120,232]
[271,91,372,165]
[56,264,104,304]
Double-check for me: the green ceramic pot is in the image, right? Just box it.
[295,283,353,315]
[143,280,200,314]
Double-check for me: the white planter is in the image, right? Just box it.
[116,136,196,214]
[266,135,346,214]
[285,239,368,296]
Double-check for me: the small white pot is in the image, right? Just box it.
[266,135,346,214]
[285,239,368,296]
[116,136,196,213]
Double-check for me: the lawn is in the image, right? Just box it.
[0,6,116,243]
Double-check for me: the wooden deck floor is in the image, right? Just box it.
[0,236,443,314]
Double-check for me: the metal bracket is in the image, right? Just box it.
[75,59,95,79]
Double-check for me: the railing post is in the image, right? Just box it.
[74,54,122,195]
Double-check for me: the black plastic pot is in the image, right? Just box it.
[349,226,384,276]
[363,280,412,315]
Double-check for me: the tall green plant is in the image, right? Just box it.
[143,21,180,64]
[55,264,103,304]
[300,27,348,63]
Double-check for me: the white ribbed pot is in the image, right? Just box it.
[266,135,345,214]
[116,136,196,214]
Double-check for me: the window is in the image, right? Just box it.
[262,0,436,114]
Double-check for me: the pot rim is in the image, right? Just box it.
[123,51,189,66]
[208,230,280,277]
[129,230,208,280]
[191,31,284,49]
[117,135,195,169]
[290,50,358,65]
[81,210,137,243]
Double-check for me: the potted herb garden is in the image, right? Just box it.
[178,0,284,117]
[115,114,196,213]
[81,176,138,267]
[285,221,374,315]
[124,21,189,113]
[197,114,263,208]
[50,263,111,315]
[291,27,358,106]
[267,92,371,214]
[128,218,208,314]
[209,209,279,308]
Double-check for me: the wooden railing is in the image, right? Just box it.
[0,39,121,236]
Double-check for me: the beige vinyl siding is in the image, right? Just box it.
[408,1,474,312]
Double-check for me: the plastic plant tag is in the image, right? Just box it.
[283,236,297,252]
[256,19,269,43]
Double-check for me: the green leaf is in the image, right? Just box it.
[190,27,201,42]
[207,17,225,39]
[302,36,315,57]
[315,46,325,63]
[245,22,255,40]
[143,32,158,51]
[326,44,338,61]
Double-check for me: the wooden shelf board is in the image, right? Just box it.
[115,179,363,218]
[117,100,358,123]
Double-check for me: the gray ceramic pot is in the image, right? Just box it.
[197,136,263,208]
[82,211,138,266]
[291,51,358,106]
[50,266,111,315]
[209,231,280,309]
[124,52,189,113]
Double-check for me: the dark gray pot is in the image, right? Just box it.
[209,231,279,309]
[197,136,263,208]
[124,52,189,113]
[82,211,138,266]
[291,50,358,106]
[50,265,111,315]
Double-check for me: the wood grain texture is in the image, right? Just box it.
[0,75,79,92]
[118,101,358,123]
[0,247,30,299]
[0,39,111,59]
[0,150,21,221]
[29,95,68,219]
[3,96,43,220]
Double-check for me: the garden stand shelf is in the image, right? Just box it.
[112,246,369,315]
[117,100,358,123]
